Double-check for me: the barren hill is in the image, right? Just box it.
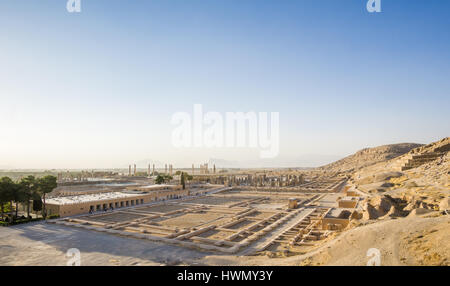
[306,137,449,266]
[353,137,449,191]
[319,143,422,173]
[351,137,449,217]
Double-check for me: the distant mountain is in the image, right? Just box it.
[208,154,342,168]
[319,143,423,173]
[207,158,241,168]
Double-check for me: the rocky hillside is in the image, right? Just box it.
[353,137,449,188]
[350,137,449,220]
[319,143,422,173]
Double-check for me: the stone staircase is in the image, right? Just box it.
[398,152,444,171]
[390,139,449,171]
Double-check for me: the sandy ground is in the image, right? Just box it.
[0,222,211,266]
[196,215,449,266]
[1,213,448,266]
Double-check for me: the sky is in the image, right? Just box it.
[0,0,449,169]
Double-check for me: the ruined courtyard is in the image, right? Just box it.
[40,177,352,258]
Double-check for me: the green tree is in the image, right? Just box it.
[32,194,43,215]
[155,174,173,184]
[155,175,165,184]
[19,176,38,218]
[37,175,57,219]
[0,177,14,220]
[180,172,185,190]
[11,181,24,218]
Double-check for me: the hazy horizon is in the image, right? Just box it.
[0,139,441,170]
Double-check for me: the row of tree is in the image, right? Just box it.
[0,175,57,221]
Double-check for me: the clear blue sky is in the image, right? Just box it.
[0,0,449,168]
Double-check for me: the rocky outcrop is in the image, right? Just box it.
[361,195,410,220]
[439,198,449,213]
